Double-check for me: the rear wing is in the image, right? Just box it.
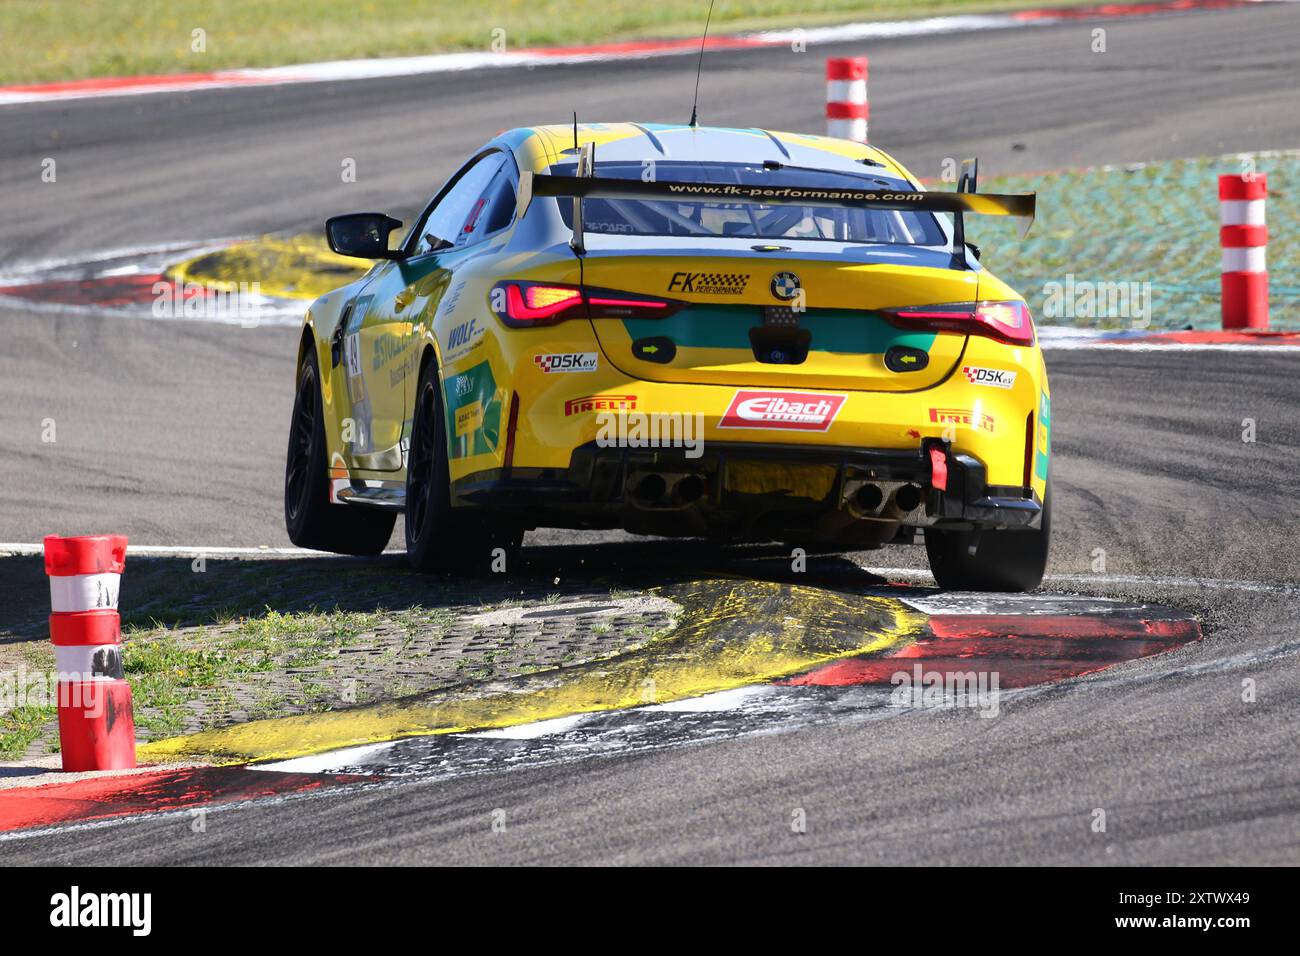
[516,147,1036,255]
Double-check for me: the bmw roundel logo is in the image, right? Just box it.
[770,271,801,301]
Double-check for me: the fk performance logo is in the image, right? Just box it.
[719,390,846,431]
[667,271,748,295]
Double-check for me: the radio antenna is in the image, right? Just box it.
[688,0,716,128]
[573,111,579,150]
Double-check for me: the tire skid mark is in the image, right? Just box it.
[926,613,1201,641]
[260,683,903,779]
[0,273,166,307]
[786,606,1202,689]
[0,766,372,835]
[1,582,1207,835]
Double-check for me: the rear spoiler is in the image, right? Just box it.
[516,146,1036,253]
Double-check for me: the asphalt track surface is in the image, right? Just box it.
[3,2,1300,547]
[1,4,1299,864]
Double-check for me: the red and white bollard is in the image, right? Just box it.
[44,534,136,772]
[826,57,868,143]
[1219,173,1268,330]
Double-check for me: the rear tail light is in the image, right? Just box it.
[881,300,1035,346]
[491,281,681,328]
[500,283,585,325]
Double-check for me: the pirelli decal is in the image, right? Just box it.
[564,394,637,416]
[929,407,995,433]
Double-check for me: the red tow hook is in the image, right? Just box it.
[928,445,949,492]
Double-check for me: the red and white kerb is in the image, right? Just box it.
[826,57,868,143]
[44,534,136,772]
[1219,173,1268,330]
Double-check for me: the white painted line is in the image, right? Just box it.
[0,15,1046,106]
[5,543,1294,594]
[1037,326,1300,351]
[644,686,773,712]
[1044,571,1299,595]
[249,688,777,777]
[466,714,592,739]
[1043,342,1300,352]
[0,239,241,282]
[1,2,1280,107]
[0,543,403,558]
[253,741,398,774]
[898,591,1129,615]
[0,293,305,327]
[862,563,1299,595]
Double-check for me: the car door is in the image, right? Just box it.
[337,151,510,474]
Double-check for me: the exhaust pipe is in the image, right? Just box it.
[632,473,667,506]
[673,474,706,505]
[893,483,923,513]
[854,483,884,512]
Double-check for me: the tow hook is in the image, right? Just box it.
[927,444,949,492]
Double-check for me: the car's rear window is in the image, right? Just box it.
[552,160,946,245]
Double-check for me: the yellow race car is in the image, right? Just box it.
[285,123,1051,590]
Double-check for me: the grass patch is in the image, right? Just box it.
[0,704,57,760]
[0,647,58,759]
[122,606,388,739]
[968,153,1300,330]
[1,0,1106,85]
[0,553,680,752]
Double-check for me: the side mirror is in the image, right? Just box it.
[966,242,982,262]
[325,213,406,260]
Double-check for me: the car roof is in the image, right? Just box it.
[508,122,914,184]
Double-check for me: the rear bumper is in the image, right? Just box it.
[452,439,1041,542]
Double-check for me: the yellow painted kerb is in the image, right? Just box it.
[138,580,925,766]
[166,234,367,301]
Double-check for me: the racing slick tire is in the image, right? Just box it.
[405,356,523,574]
[284,349,396,555]
[924,482,1051,592]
